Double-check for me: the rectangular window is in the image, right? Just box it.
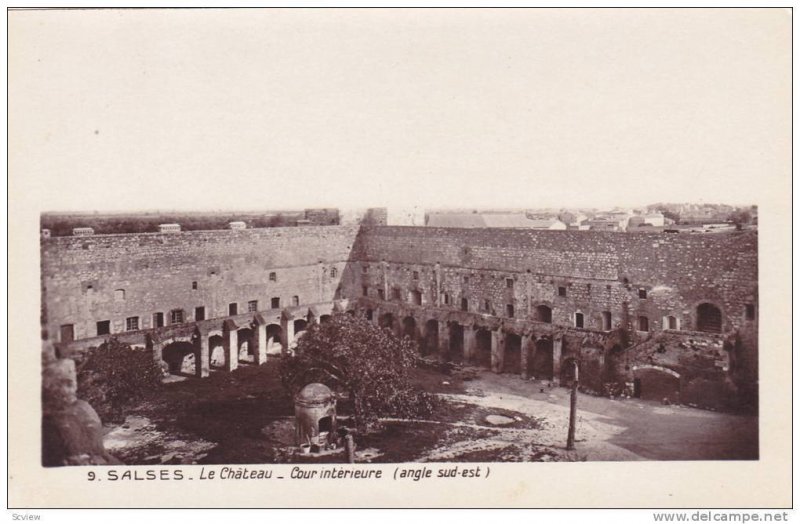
[248,300,258,312]
[59,324,74,343]
[229,303,238,316]
[638,316,649,331]
[506,278,514,289]
[463,275,469,284]
[602,311,612,331]
[192,281,198,290]
[366,309,374,321]
[506,304,514,317]
[153,312,164,328]
[668,316,677,330]
[412,290,422,306]
[170,309,184,325]
[114,289,125,301]
[195,306,205,321]
[483,299,491,312]
[412,270,419,280]
[745,304,755,320]
[638,288,648,299]
[461,298,469,311]
[96,320,110,335]
[378,289,385,300]
[558,286,567,297]
[575,313,584,329]
[362,286,369,297]
[271,297,281,309]
[292,296,300,307]
[269,272,277,282]
[443,293,450,305]
[125,316,139,331]
[393,288,402,301]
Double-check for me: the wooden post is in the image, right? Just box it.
[567,360,579,450]
[344,434,355,464]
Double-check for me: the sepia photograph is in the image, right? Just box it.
[8,6,791,510]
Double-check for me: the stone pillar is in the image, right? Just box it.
[491,330,504,373]
[553,336,563,386]
[463,325,475,362]
[195,335,210,378]
[255,323,267,365]
[281,316,295,355]
[223,322,238,372]
[438,321,450,361]
[520,334,531,379]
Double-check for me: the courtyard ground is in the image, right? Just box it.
[102,360,758,464]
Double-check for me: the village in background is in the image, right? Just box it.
[41,202,756,237]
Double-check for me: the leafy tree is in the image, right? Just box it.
[280,314,436,430]
[75,338,163,423]
[728,209,752,230]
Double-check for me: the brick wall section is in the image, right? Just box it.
[42,226,360,341]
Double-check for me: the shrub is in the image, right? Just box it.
[280,313,437,430]
[75,338,163,423]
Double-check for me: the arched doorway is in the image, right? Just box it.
[697,303,722,333]
[534,305,552,323]
[161,341,196,376]
[503,333,522,374]
[266,324,283,354]
[475,328,493,369]
[402,316,417,341]
[633,366,680,403]
[422,320,439,356]
[209,335,225,368]
[529,338,554,380]
[237,327,253,363]
[379,313,395,331]
[294,318,308,335]
[448,322,464,363]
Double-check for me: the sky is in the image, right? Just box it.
[9,8,791,212]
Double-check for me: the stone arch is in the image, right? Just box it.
[266,324,283,354]
[402,316,417,341]
[503,332,522,374]
[209,334,225,368]
[632,365,681,402]
[696,302,723,333]
[474,328,493,368]
[161,340,196,376]
[422,319,439,356]
[529,338,554,380]
[448,322,464,363]
[237,327,254,362]
[534,305,552,323]
[294,318,308,334]
[379,312,395,331]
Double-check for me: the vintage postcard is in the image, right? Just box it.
[7,7,792,510]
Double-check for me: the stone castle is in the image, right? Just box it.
[41,224,758,415]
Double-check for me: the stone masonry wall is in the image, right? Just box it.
[42,226,361,344]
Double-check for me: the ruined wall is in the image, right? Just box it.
[42,226,361,343]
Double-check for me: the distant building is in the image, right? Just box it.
[72,227,94,236]
[158,223,181,234]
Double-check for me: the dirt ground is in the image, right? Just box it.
[102,360,758,464]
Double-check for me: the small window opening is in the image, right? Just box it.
[269,272,277,282]
[96,320,110,336]
[248,300,258,312]
[229,303,238,316]
[558,286,567,297]
[271,297,281,309]
[195,306,205,321]
[575,312,584,329]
